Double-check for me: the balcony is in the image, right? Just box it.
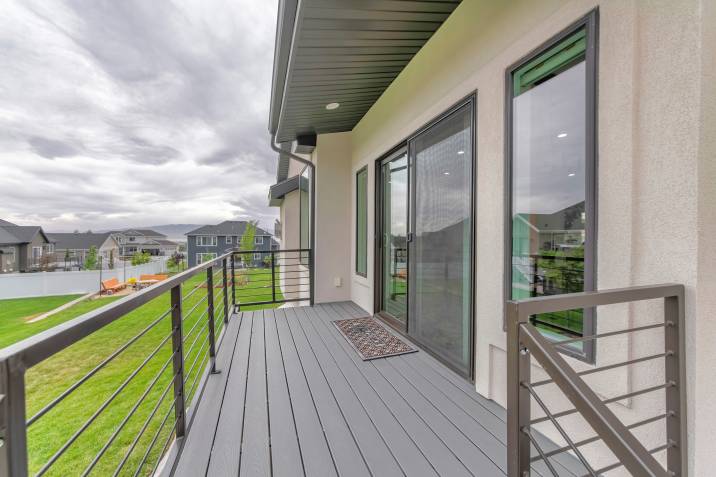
[0,251,686,477]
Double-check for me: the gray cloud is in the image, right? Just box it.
[0,0,279,232]
[28,136,82,159]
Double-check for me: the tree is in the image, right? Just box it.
[108,250,115,270]
[85,246,98,270]
[239,221,258,267]
[131,251,151,266]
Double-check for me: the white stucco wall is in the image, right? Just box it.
[317,0,713,472]
[313,132,353,303]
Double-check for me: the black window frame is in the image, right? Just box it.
[355,166,368,277]
[504,9,599,363]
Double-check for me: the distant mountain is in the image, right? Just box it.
[144,224,201,242]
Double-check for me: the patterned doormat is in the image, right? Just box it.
[333,317,417,361]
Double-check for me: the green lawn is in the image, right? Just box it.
[0,294,104,349]
[0,267,286,476]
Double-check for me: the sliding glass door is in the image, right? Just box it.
[375,99,475,378]
[378,151,409,327]
[408,101,474,377]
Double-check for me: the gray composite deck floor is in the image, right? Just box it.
[172,302,582,477]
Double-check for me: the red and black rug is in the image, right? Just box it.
[333,317,416,361]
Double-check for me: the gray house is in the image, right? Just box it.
[0,222,54,273]
[186,220,278,267]
[47,232,121,270]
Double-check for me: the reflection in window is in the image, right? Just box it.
[510,26,594,353]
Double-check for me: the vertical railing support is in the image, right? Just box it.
[308,249,314,306]
[206,266,218,375]
[222,258,229,325]
[170,285,186,440]
[230,253,237,312]
[665,288,687,477]
[0,359,28,477]
[271,251,276,303]
[506,302,531,477]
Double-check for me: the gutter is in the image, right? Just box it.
[270,133,316,306]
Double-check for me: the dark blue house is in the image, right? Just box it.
[186,221,279,268]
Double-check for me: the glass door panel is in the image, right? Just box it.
[408,102,473,377]
[380,154,408,325]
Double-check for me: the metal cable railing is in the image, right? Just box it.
[0,248,310,477]
[0,251,238,477]
[507,284,687,477]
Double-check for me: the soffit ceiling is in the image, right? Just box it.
[270,0,461,143]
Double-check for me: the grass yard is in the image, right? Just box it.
[0,266,291,476]
[0,294,110,349]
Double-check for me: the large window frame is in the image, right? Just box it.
[355,166,368,277]
[504,10,598,362]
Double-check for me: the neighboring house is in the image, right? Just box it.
[47,232,121,269]
[0,223,54,273]
[110,229,178,257]
[185,220,279,267]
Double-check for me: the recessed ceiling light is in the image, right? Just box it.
[568,173,576,177]
[457,150,465,155]
[325,102,340,110]
[557,132,568,138]
[443,171,450,175]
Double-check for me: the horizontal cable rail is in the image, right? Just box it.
[506,283,687,477]
[0,248,300,477]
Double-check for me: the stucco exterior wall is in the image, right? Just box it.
[332,0,712,472]
[313,132,352,303]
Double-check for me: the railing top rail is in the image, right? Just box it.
[507,283,683,318]
[0,251,234,369]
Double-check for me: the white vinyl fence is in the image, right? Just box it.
[0,258,169,299]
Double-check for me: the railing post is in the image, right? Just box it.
[308,249,314,306]
[0,359,28,477]
[271,251,276,303]
[222,258,229,325]
[230,253,236,312]
[206,266,218,375]
[665,288,687,477]
[169,285,186,440]
[506,301,531,477]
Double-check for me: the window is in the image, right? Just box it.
[129,236,136,242]
[0,247,17,273]
[255,236,264,245]
[196,235,217,247]
[253,253,261,261]
[32,247,42,259]
[197,252,217,264]
[226,236,232,244]
[299,166,311,250]
[356,166,368,277]
[507,13,597,360]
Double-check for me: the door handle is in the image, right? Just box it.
[407,233,414,243]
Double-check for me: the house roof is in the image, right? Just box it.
[269,0,460,142]
[268,175,301,207]
[47,232,116,251]
[0,225,49,245]
[112,229,166,237]
[186,221,272,237]
[0,219,17,226]
[156,239,178,247]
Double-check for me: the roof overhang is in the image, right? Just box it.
[268,175,301,207]
[269,0,460,143]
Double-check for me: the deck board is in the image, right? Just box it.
[174,302,580,477]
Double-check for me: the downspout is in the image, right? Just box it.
[270,133,316,305]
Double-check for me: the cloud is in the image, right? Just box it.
[27,136,83,159]
[0,0,280,232]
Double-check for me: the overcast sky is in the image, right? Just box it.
[0,0,279,232]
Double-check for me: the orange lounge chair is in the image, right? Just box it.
[101,278,126,295]
[139,274,169,282]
